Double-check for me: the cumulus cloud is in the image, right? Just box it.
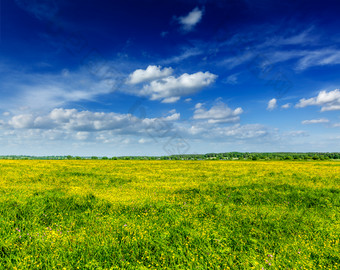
[301,118,329,124]
[141,71,217,103]
[127,65,173,84]
[177,7,203,31]
[193,102,243,124]
[138,138,147,144]
[75,132,89,140]
[281,103,291,109]
[296,89,340,111]
[7,108,180,136]
[8,114,34,129]
[267,98,277,111]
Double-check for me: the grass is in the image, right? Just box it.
[0,160,339,269]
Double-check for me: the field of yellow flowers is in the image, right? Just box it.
[0,160,339,269]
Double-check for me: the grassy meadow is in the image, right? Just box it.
[0,160,339,269]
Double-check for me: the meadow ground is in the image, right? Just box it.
[0,160,339,269]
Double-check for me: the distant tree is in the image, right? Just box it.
[91,156,98,160]
[284,156,293,160]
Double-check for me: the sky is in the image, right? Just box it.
[1,0,340,156]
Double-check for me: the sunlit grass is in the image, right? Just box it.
[0,160,339,269]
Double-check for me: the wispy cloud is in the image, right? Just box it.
[301,118,329,124]
[14,0,59,20]
[216,27,340,71]
[223,73,239,85]
[0,68,118,112]
[161,48,203,64]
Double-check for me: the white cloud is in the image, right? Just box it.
[281,103,291,109]
[179,123,267,140]
[127,65,173,84]
[301,118,329,124]
[193,102,243,124]
[215,124,267,139]
[296,89,340,111]
[141,71,217,103]
[75,132,89,140]
[0,66,122,112]
[8,114,35,129]
[333,123,340,127]
[254,49,340,71]
[221,52,254,69]
[162,97,181,103]
[267,98,277,111]
[162,48,202,64]
[217,27,340,71]
[284,130,308,137]
[138,138,147,144]
[7,108,180,136]
[195,103,203,109]
[164,112,180,121]
[185,98,192,102]
[296,49,340,70]
[177,7,203,31]
[276,28,316,46]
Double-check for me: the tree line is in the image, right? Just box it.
[1,152,340,160]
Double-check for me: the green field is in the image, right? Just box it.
[0,160,339,269]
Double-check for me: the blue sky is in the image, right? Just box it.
[1,0,340,156]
